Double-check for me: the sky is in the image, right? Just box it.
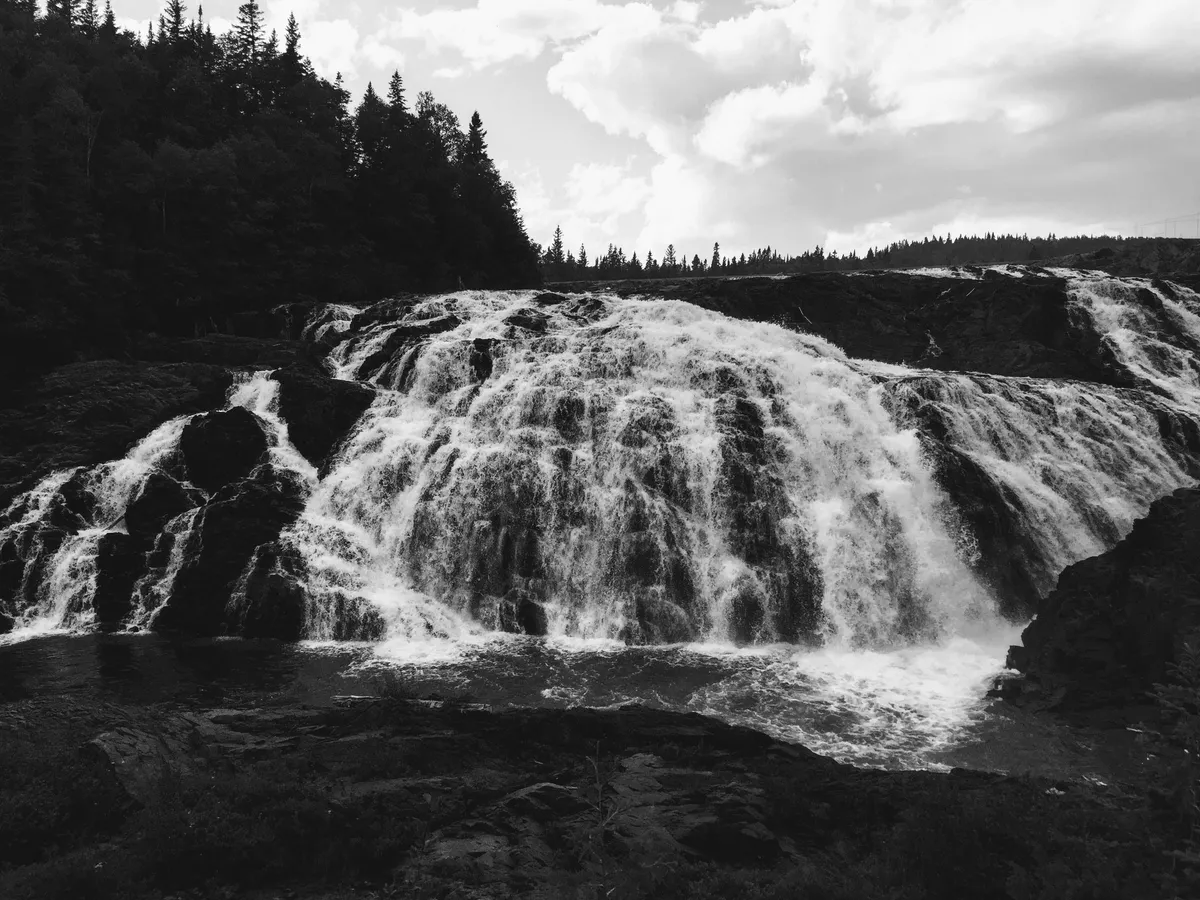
[110,0,1200,259]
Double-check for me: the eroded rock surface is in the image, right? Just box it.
[1008,487,1200,718]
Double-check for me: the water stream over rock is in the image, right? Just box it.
[3,269,1199,767]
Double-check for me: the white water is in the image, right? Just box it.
[6,272,1200,769]
[0,371,312,638]
[290,292,998,649]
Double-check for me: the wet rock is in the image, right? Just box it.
[0,608,13,634]
[0,535,26,603]
[926,444,1045,620]
[153,465,307,636]
[93,532,146,628]
[533,292,570,306]
[1010,486,1200,717]
[552,394,586,441]
[504,309,549,332]
[353,315,463,380]
[347,295,423,332]
[630,593,694,644]
[226,541,308,641]
[180,406,269,494]
[496,588,548,636]
[124,471,202,544]
[469,338,495,382]
[270,362,375,468]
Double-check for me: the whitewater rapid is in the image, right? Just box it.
[4,268,1200,768]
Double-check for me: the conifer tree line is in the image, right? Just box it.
[0,1,540,381]
[539,226,1148,282]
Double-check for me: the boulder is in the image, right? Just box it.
[496,587,548,637]
[124,471,202,544]
[469,338,495,383]
[0,608,13,634]
[504,309,549,333]
[93,532,146,628]
[153,464,307,636]
[180,406,268,494]
[226,541,308,640]
[270,362,374,467]
[351,315,463,380]
[1008,487,1200,717]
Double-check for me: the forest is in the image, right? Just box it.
[538,226,1153,282]
[0,0,541,381]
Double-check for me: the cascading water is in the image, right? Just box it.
[5,270,1200,769]
[291,292,998,650]
[1066,272,1200,407]
[0,370,312,640]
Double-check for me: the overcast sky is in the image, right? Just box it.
[112,0,1200,259]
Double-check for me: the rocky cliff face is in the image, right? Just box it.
[1007,487,1200,718]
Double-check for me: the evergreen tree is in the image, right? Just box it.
[100,0,116,38]
[463,111,487,167]
[578,244,587,269]
[549,226,565,265]
[79,0,100,35]
[711,242,720,271]
[355,82,389,167]
[387,70,407,117]
[232,1,263,65]
[282,12,308,84]
[46,0,79,28]
[163,0,185,43]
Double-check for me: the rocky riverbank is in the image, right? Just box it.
[1006,487,1200,725]
[0,685,1182,900]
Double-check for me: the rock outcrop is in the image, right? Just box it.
[559,270,1112,383]
[180,407,269,494]
[270,362,374,467]
[153,465,307,636]
[123,472,202,545]
[1007,487,1200,716]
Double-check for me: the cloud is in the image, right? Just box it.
[217,0,1199,257]
[538,0,1200,253]
[388,0,654,70]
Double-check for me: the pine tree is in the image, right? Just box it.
[711,242,720,271]
[282,13,307,83]
[100,0,116,38]
[46,0,79,28]
[664,244,676,270]
[387,70,407,117]
[578,244,587,269]
[163,0,186,44]
[355,82,389,167]
[232,1,264,65]
[549,226,565,266]
[79,0,99,36]
[463,111,488,166]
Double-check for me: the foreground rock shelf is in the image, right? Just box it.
[0,690,1184,900]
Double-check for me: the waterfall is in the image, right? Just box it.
[0,371,311,638]
[290,293,996,647]
[4,272,1199,652]
[1065,272,1200,407]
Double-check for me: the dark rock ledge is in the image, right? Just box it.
[1005,486,1200,725]
[0,693,1176,900]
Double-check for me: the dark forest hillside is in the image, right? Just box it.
[0,0,541,383]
